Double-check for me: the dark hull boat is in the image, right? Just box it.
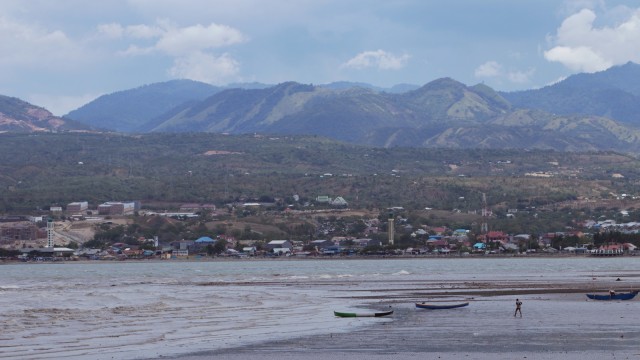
[586,291,638,301]
[334,310,393,318]
[415,302,469,309]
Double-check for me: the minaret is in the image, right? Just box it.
[46,218,55,248]
[387,212,394,245]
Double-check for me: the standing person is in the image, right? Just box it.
[514,298,522,317]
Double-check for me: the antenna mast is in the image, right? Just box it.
[481,193,489,234]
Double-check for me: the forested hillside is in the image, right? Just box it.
[1,132,639,217]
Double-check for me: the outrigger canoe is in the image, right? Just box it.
[586,290,638,301]
[334,310,394,318]
[415,302,469,310]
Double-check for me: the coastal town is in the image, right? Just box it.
[2,197,639,262]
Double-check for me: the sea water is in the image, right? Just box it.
[0,257,637,359]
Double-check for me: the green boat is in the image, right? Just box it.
[333,309,393,318]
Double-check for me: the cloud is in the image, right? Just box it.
[103,20,246,83]
[474,61,534,84]
[107,20,246,56]
[544,7,640,72]
[507,68,536,84]
[168,51,240,84]
[0,15,82,68]
[474,61,502,77]
[97,23,124,39]
[342,50,409,70]
[155,23,245,56]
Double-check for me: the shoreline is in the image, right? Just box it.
[3,251,635,265]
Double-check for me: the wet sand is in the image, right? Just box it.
[169,276,640,360]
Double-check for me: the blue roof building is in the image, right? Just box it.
[195,236,215,243]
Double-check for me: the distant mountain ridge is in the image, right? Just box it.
[138,76,640,152]
[5,63,640,153]
[65,79,223,132]
[501,62,640,125]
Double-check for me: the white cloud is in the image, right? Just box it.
[119,44,155,56]
[544,45,611,72]
[104,20,246,83]
[474,61,502,77]
[342,50,409,70]
[507,68,536,84]
[97,23,124,39]
[109,21,246,57]
[0,16,82,67]
[126,24,164,39]
[544,7,640,72]
[155,23,245,56]
[168,51,240,84]
[474,61,534,84]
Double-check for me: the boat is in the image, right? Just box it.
[586,290,638,301]
[333,310,394,318]
[415,302,469,309]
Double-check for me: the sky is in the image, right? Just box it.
[2,0,640,115]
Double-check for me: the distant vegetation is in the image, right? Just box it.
[2,132,640,218]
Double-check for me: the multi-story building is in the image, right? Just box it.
[98,201,137,215]
[0,222,38,242]
[67,201,89,213]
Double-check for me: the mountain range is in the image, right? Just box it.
[3,63,640,153]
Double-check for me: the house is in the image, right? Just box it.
[193,236,216,251]
[310,239,334,250]
[427,239,449,252]
[170,240,194,256]
[272,248,291,255]
[473,242,486,251]
[484,231,509,243]
[322,245,341,255]
[330,196,348,207]
[413,228,428,236]
[431,227,447,235]
[266,240,293,250]
[353,238,381,248]
[452,229,469,237]
[195,236,216,244]
[242,247,257,255]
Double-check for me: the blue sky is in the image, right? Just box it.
[1,0,640,115]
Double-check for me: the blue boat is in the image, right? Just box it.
[586,290,638,301]
[415,302,469,309]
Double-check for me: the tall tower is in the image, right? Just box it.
[481,193,489,234]
[387,212,395,245]
[46,218,55,248]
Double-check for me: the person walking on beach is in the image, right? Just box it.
[514,299,522,317]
